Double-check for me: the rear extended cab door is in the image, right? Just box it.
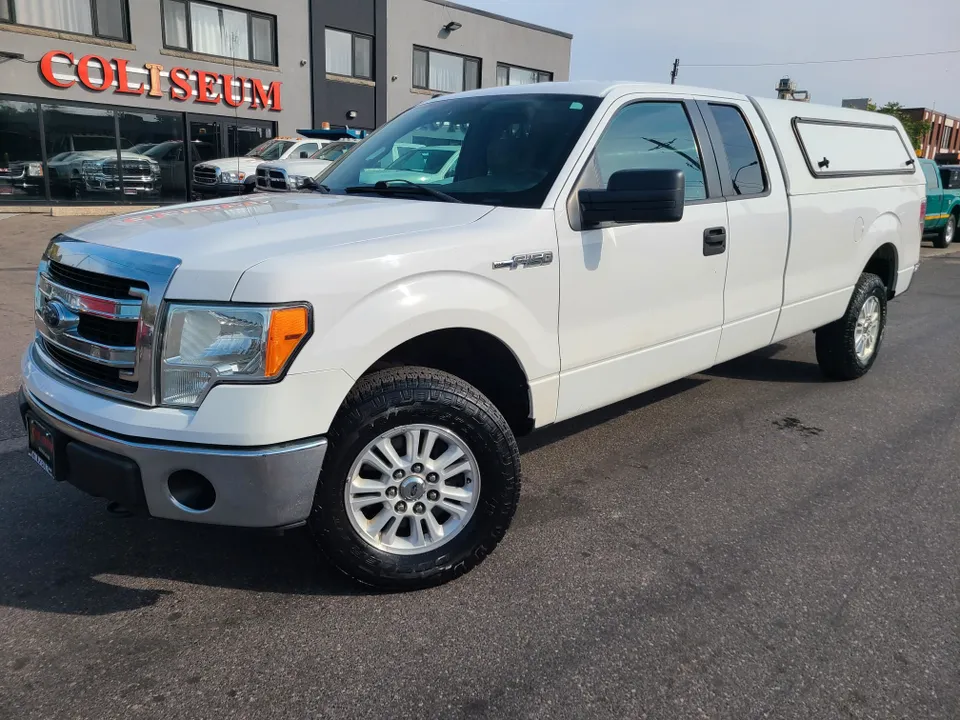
[693,98,790,364]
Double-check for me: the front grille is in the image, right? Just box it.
[42,340,137,392]
[194,166,218,185]
[102,160,153,176]
[77,314,137,347]
[47,260,148,299]
[256,167,288,191]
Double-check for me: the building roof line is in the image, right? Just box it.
[419,0,574,39]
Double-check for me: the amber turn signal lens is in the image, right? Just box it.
[265,306,309,377]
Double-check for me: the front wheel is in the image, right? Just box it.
[815,272,887,380]
[933,213,956,249]
[309,367,521,590]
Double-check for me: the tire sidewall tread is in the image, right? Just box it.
[815,272,888,381]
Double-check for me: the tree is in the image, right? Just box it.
[866,101,931,151]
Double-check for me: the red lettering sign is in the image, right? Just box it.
[115,58,144,95]
[250,78,282,112]
[37,50,282,112]
[39,50,76,89]
[168,67,192,101]
[77,55,114,92]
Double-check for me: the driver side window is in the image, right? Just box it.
[589,102,707,201]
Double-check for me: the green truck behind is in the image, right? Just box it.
[921,159,960,248]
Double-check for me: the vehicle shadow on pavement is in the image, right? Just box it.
[0,432,362,615]
[705,343,824,384]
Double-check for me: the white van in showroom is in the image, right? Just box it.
[21,82,923,589]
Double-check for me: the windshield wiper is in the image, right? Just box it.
[345,179,463,203]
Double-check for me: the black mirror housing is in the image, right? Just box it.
[579,169,685,229]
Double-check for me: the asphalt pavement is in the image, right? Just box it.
[1,214,959,719]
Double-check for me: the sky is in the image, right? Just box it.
[457,0,960,115]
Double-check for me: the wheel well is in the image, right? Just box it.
[365,329,534,436]
[864,243,898,299]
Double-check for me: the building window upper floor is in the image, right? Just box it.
[325,28,373,80]
[496,63,552,86]
[413,46,480,94]
[0,0,129,42]
[162,0,277,65]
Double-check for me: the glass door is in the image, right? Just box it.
[225,121,273,159]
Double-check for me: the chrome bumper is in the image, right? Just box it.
[20,389,327,528]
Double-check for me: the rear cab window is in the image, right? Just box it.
[922,162,941,190]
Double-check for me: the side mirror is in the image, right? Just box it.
[300,151,310,158]
[578,169,685,229]
[299,177,319,191]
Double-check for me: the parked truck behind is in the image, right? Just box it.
[21,82,924,589]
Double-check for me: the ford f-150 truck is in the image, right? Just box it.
[920,159,960,247]
[21,82,924,589]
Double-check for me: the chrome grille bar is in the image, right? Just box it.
[37,274,141,320]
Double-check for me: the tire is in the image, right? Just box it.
[815,272,887,381]
[309,367,521,590]
[933,213,956,249]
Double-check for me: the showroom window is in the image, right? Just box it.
[162,0,277,65]
[413,47,480,94]
[496,64,552,87]
[326,28,373,80]
[0,99,44,202]
[0,0,129,41]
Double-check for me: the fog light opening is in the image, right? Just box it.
[168,470,216,513]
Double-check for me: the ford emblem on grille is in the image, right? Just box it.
[41,300,79,332]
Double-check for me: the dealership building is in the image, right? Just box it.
[0,0,571,207]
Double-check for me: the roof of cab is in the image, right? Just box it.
[434,80,748,102]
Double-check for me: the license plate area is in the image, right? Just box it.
[26,414,57,479]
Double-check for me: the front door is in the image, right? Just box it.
[555,97,729,421]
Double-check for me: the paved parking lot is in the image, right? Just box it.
[1,213,959,719]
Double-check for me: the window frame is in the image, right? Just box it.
[1,0,130,42]
[160,0,278,67]
[566,97,724,231]
[496,62,553,87]
[412,45,481,94]
[325,27,374,81]
[791,116,916,179]
[698,101,771,200]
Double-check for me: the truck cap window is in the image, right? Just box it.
[317,94,602,208]
[794,119,915,177]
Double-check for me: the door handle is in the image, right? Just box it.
[703,227,727,256]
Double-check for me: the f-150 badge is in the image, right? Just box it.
[492,252,554,270]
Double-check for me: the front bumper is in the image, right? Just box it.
[20,389,327,529]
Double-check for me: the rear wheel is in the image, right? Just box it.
[309,367,521,590]
[933,213,956,249]
[816,272,887,380]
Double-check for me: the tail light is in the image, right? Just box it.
[919,199,927,237]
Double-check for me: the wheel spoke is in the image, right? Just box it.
[439,499,468,518]
[424,510,445,540]
[403,428,421,463]
[367,509,393,536]
[855,335,865,356]
[376,438,405,470]
[350,476,387,493]
[441,485,473,503]
[381,516,402,545]
[441,459,472,481]
[409,517,426,548]
[420,429,439,463]
[350,495,385,512]
[434,445,465,472]
[361,450,393,479]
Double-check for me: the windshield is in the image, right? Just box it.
[311,143,352,161]
[318,93,602,207]
[144,142,180,159]
[244,139,295,160]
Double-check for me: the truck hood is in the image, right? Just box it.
[261,159,333,174]
[64,194,493,300]
[196,156,264,174]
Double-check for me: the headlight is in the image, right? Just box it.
[287,174,309,188]
[160,303,311,407]
[81,160,104,174]
[221,171,246,183]
[25,162,43,177]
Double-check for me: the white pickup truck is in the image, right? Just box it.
[21,82,923,589]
